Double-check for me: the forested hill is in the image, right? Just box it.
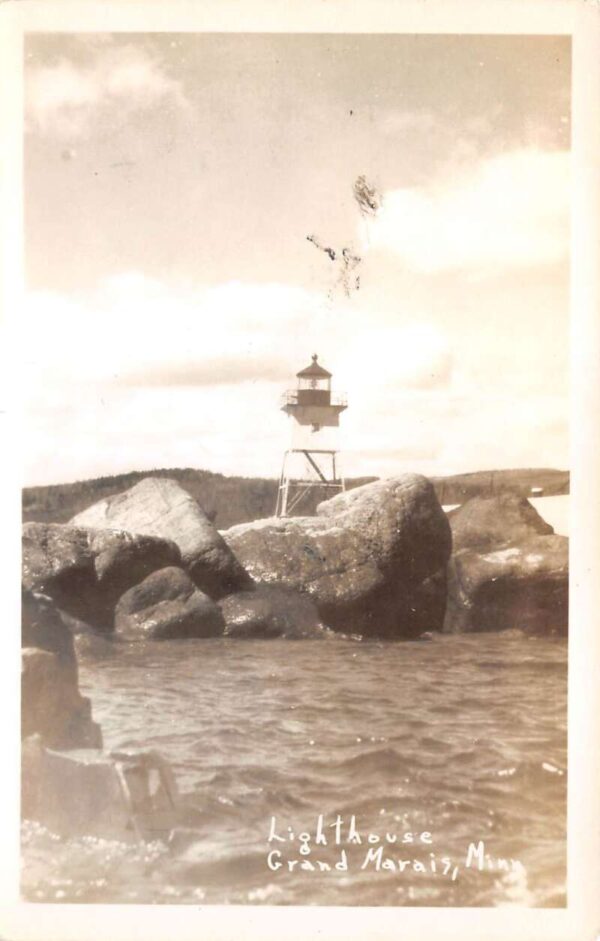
[22,468,282,529]
[429,468,569,505]
[22,468,375,529]
[22,466,569,530]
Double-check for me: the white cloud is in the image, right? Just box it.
[18,275,456,483]
[437,392,569,475]
[21,273,454,401]
[337,323,453,396]
[341,388,568,480]
[19,268,567,485]
[26,44,188,137]
[367,149,569,273]
[21,276,319,392]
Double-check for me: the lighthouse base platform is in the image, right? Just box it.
[275,449,345,517]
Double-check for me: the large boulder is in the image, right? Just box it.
[448,491,554,552]
[22,522,181,631]
[115,566,225,639]
[444,494,568,635]
[219,586,324,639]
[223,475,452,638]
[70,477,252,599]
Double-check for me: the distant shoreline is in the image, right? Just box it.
[22,466,569,531]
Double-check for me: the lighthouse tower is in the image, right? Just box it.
[275,355,348,517]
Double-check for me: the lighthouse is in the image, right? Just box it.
[275,354,348,517]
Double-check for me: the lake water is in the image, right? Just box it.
[21,630,567,907]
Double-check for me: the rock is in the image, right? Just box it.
[411,567,448,638]
[444,495,568,635]
[70,476,252,599]
[115,566,225,639]
[21,588,77,676]
[445,538,568,635]
[21,647,102,749]
[448,492,554,552]
[21,590,103,752]
[21,736,127,836]
[219,586,324,638]
[116,565,197,611]
[22,522,181,631]
[224,475,452,638]
[21,738,179,840]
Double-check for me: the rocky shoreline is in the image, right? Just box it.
[20,472,568,841]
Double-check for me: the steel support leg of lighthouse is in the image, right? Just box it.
[275,449,345,517]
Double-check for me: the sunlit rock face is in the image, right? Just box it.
[224,475,452,639]
[70,477,252,600]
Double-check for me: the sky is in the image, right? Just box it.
[23,32,571,486]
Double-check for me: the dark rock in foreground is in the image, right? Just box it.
[444,494,568,635]
[70,477,252,599]
[22,648,103,749]
[224,475,452,638]
[115,566,225,639]
[219,586,324,639]
[22,522,181,631]
[21,589,103,749]
[22,587,77,672]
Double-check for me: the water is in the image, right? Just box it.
[21,632,567,907]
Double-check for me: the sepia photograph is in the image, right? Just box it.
[2,2,600,939]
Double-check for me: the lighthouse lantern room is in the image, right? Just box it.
[276,355,348,517]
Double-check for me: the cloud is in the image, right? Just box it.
[367,149,569,273]
[122,355,292,387]
[337,323,453,397]
[432,389,569,474]
[19,270,567,485]
[26,43,189,137]
[18,274,454,483]
[341,389,568,480]
[19,276,329,408]
[22,274,453,399]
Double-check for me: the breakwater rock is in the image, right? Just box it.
[444,493,568,635]
[219,585,325,639]
[223,475,452,638]
[70,477,252,599]
[22,522,181,632]
[115,566,225,639]
[21,474,568,641]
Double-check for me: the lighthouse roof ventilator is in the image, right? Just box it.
[276,354,347,517]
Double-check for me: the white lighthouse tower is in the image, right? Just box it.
[275,354,348,517]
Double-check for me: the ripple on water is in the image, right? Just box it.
[21,633,568,907]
